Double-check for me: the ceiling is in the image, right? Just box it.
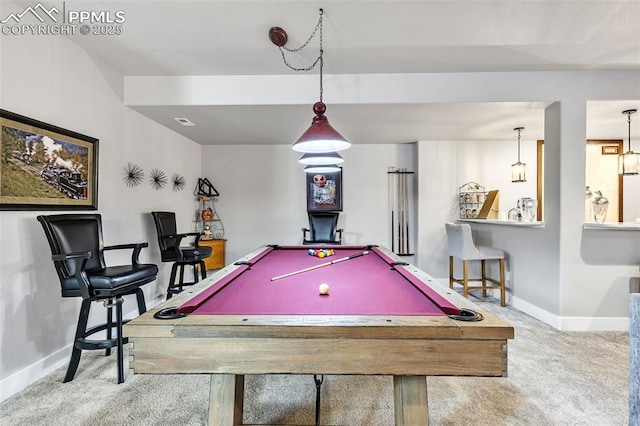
[41,1,640,144]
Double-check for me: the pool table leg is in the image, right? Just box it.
[393,375,429,425]
[208,374,244,426]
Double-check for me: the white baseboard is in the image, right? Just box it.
[509,295,562,329]
[436,278,630,332]
[509,295,629,331]
[558,316,629,331]
[0,344,71,403]
[0,296,165,404]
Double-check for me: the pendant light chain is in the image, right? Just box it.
[319,11,323,104]
[269,8,350,155]
[517,127,522,162]
[627,110,632,152]
[277,9,324,75]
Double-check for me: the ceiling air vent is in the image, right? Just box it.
[174,117,195,127]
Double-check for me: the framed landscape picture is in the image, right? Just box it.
[306,168,342,212]
[0,109,98,210]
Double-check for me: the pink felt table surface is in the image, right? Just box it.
[183,246,453,316]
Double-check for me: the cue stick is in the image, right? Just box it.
[391,210,395,252]
[271,251,370,281]
[399,168,404,254]
[404,169,409,254]
[392,170,395,252]
[400,167,407,254]
[390,168,395,252]
[397,169,402,254]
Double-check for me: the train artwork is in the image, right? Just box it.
[1,109,98,210]
[41,165,88,200]
[12,150,33,165]
[10,150,88,200]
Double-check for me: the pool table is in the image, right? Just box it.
[125,245,514,425]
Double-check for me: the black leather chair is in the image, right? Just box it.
[302,212,343,245]
[151,211,212,299]
[37,214,158,384]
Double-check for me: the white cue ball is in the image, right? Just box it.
[319,283,330,295]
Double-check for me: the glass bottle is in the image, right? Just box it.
[591,191,609,223]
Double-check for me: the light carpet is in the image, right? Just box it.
[0,298,629,425]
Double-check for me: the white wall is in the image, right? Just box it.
[416,137,539,278]
[200,144,414,263]
[624,174,640,222]
[0,21,202,400]
[415,140,458,275]
[456,138,539,218]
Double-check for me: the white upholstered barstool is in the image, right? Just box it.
[445,222,506,306]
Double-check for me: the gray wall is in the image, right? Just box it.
[200,144,415,264]
[0,16,202,400]
[416,100,639,329]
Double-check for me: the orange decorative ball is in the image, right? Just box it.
[201,208,213,221]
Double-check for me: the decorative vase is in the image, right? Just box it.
[517,197,538,222]
[591,191,609,223]
[508,208,521,221]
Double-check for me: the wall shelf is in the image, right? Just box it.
[196,196,225,239]
[583,222,640,231]
[460,219,546,228]
[462,220,639,230]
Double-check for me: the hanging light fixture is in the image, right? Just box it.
[298,152,344,166]
[619,109,639,176]
[511,127,527,183]
[269,9,351,155]
[304,164,341,173]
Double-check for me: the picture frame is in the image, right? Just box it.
[306,168,343,212]
[601,145,619,155]
[0,109,99,210]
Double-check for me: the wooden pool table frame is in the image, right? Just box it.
[125,245,514,425]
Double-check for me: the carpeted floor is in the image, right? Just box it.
[0,297,629,425]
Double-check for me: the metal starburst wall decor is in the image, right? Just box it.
[172,174,186,192]
[123,163,144,187]
[149,168,167,190]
